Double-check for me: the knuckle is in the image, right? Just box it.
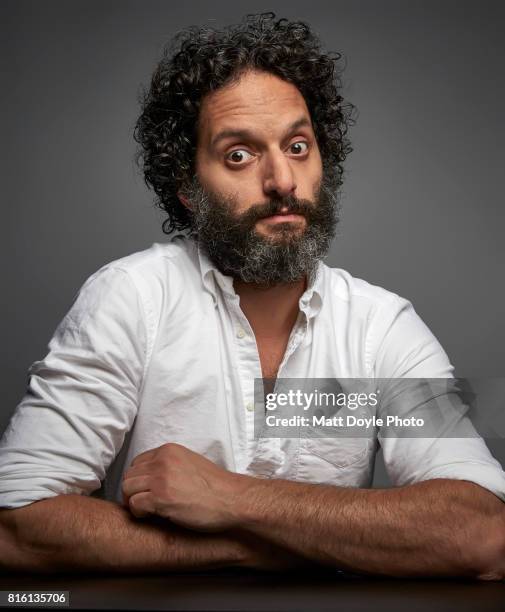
[159,443,183,463]
[162,442,185,454]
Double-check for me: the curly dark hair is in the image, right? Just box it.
[134,12,356,235]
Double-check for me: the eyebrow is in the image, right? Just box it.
[210,116,313,150]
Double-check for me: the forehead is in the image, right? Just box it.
[197,70,312,146]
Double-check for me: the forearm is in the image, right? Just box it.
[0,494,299,574]
[235,477,505,579]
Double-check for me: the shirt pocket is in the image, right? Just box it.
[296,437,374,486]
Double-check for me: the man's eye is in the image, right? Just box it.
[226,150,253,164]
[289,141,309,155]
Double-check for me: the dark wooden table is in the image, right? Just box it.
[1,569,504,611]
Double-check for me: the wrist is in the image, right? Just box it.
[228,473,268,530]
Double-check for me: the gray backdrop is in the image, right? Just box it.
[2,0,504,484]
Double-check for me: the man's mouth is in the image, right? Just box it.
[260,212,305,223]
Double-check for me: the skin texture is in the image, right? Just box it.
[189,69,323,231]
[0,494,313,574]
[122,442,505,579]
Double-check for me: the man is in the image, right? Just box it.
[1,12,504,579]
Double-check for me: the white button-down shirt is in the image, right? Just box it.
[1,235,504,508]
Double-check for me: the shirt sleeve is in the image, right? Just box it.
[372,295,505,502]
[0,265,147,509]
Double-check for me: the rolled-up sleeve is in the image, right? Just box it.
[373,295,505,502]
[0,265,147,509]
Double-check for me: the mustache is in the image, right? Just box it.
[235,195,316,226]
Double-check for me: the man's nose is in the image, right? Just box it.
[262,150,297,198]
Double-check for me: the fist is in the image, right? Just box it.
[121,442,250,531]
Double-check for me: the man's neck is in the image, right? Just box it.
[233,276,307,340]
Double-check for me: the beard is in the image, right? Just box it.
[184,170,341,287]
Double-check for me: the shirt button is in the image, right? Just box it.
[246,402,254,412]
[236,327,246,339]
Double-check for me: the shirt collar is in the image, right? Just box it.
[195,238,324,319]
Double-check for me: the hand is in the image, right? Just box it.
[122,442,252,532]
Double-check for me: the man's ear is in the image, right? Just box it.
[177,190,192,211]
